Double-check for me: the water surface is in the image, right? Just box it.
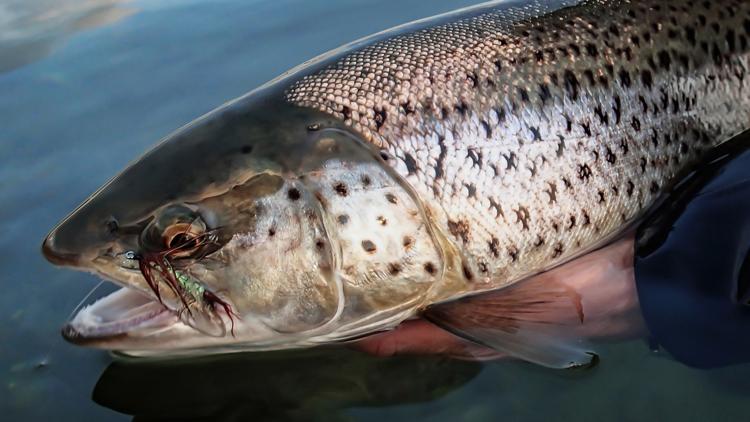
[2,0,749,420]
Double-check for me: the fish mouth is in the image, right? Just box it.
[62,286,181,345]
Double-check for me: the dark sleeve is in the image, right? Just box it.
[634,146,750,369]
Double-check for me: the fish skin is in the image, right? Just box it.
[286,0,750,299]
[42,0,750,355]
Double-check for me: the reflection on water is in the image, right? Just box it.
[2,0,750,420]
[0,0,134,73]
[94,348,480,421]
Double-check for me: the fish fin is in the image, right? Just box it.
[422,276,597,369]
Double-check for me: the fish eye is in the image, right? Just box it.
[162,222,203,251]
[140,205,211,257]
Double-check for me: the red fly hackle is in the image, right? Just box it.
[135,225,239,336]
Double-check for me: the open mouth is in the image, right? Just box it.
[63,287,180,344]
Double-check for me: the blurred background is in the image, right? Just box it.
[1,0,749,420]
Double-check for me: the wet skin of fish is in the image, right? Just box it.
[42,0,750,367]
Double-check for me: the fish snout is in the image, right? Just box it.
[42,231,81,267]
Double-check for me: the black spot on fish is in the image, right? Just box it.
[712,42,724,65]
[424,262,437,275]
[538,83,552,104]
[489,197,504,218]
[631,116,642,132]
[341,105,351,118]
[337,214,349,225]
[563,69,580,100]
[448,219,471,244]
[605,147,616,164]
[613,95,622,124]
[467,148,482,168]
[627,180,635,196]
[552,243,564,259]
[434,135,447,180]
[650,181,660,194]
[400,101,414,115]
[385,193,398,204]
[403,236,414,249]
[488,237,500,258]
[556,136,565,157]
[481,120,492,138]
[594,106,608,125]
[361,240,377,253]
[462,264,474,281]
[618,69,631,88]
[641,69,653,88]
[545,181,558,204]
[585,43,598,57]
[388,263,402,276]
[333,182,348,196]
[581,122,592,137]
[639,95,649,113]
[513,206,531,230]
[403,153,418,176]
[518,87,530,102]
[529,126,542,142]
[373,108,387,130]
[504,152,518,170]
[508,246,519,262]
[288,188,301,201]
[455,101,469,116]
[685,26,697,45]
[361,175,371,186]
[478,261,489,274]
[578,164,593,181]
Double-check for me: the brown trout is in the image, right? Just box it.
[42,0,750,367]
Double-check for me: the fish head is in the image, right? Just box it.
[42,98,443,355]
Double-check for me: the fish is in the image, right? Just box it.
[42,0,750,367]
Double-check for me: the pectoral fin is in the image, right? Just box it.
[423,279,595,368]
[423,236,640,369]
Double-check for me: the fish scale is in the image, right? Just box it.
[286,0,750,297]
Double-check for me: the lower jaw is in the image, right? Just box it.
[63,287,180,345]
